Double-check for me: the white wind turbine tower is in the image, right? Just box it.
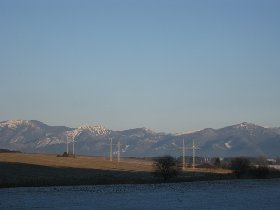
[109,138,118,161]
[182,138,186,169]
[66,138,69,154]
[72,137,76,156]
[175,139,199,169]
[117,140,122,163]
[181,139,194,169]
[107,138,122,162]
[178,138,187,169]
[110,138,113,161]
[70,130,80,157]
[192,139,199,168]
[73,135,77,157]
[173,138,190,170]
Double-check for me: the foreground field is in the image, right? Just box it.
[1,179,280,209]
[0,152,231,188]
[0,153,153,172]
[0,152,231,173]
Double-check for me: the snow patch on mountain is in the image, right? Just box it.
[65,125,110,141]
[65,129,81,141]
[175,129,202,136]
[225,141,232,149]
[234,122,259,130]
[0,120,31,130]
[36,137,64,148]
[78,125,110,135]
[0,120,47,131]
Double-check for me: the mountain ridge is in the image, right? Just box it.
[0,120,280,157]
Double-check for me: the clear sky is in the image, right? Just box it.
[0,0,280,133]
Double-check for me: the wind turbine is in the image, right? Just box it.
[107,138,123,162]
[182,138,185,169]
[73,136,76,157]
[117,140,123,163]
[173,138,191,170]
[174,139,199,169]
[72,137,75,156]
[71,130,80,157]
[192,139,199,168]
[66,138,69,154]
[110,138,113,161]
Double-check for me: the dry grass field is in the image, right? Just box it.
[0,152,232,188]
[0,153,156,188]
[0,152,231,173]
[184,167,232,174]
[0,153,153,172]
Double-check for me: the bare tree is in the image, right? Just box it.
[152,156,181,182]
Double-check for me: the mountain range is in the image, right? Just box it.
[0,120,280,158]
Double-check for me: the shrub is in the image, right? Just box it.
[62,152,69,157]
[230,157,250,178]
[57,152,70,157]
[249,166,270,179]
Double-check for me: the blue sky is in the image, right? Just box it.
[0,0,280,133]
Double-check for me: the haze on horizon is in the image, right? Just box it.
[0,0,280,133]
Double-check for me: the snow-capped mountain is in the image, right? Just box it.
[0,120,71,151]
[0,120,280,157]
[177,122,280,157]
[65,125,111,143]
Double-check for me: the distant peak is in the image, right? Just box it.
[240,122,250,127]
[232,122,261,130]
[4,119,27,124]
[1,119,46,125]
[141,127,154,133]
[0,119,35,129]
[132,127,156,134]
[240,122,256,126]
[77,124,110,135]
[78,124,106,129]
[241,122,251,125]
